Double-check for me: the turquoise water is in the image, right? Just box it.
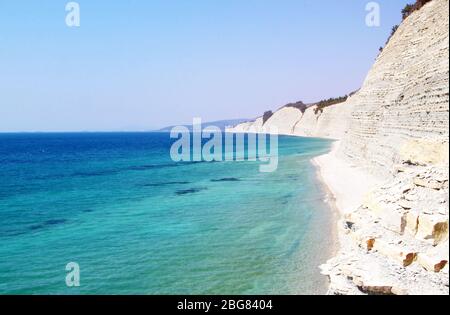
[0,133,334,294]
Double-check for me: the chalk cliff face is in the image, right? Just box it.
[226,101,354,139]
[227,0,449,295]
[293,101,355,139]
[339,0,449,176]
[228,107,304,135]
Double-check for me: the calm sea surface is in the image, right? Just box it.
[0,132,334,294]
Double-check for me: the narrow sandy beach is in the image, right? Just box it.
[312,141,382,216]
[311,141,383,293]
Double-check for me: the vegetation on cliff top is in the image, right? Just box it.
[262,111,274,124]
[283,101,307,113]
[379,0,432,53]
[261,101,306,125]
[259,91,358,123]
[313,96,348,114]
[402,0,432,20]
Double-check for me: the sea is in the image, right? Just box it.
[0,132,335,294]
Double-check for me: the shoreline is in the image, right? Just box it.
[310,140,382,294]
[310,152,340,295]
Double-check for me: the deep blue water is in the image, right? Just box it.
[0,132,334,294]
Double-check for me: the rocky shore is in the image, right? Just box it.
[316,143,449,295]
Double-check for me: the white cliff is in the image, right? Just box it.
[226,102,353,139]
[227,0,449,295]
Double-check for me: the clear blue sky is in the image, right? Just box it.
[0,0,410,131]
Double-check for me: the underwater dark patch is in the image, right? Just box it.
[29,219,67,231]
[210,178,240,182]
[175,187,207,195]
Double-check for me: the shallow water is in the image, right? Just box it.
[0,132,334,294]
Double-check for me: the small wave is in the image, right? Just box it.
[71,170,119,177]
[140,181,191,187]
[125,163,180,171]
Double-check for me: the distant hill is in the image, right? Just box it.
[158,119,250,132]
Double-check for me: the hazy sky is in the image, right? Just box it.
[0,0,410,131]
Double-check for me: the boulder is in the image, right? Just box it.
[405,210,419,236]
[373,239,417,267]
[416,213,449,245]
[417,240,449,272]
